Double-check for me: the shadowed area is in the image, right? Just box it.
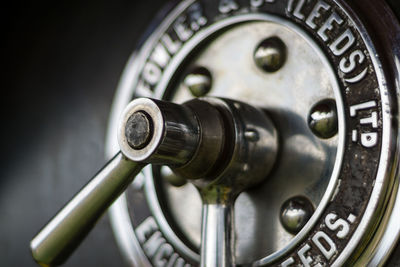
[1,1,168,266]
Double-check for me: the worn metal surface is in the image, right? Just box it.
[386,0,400,264]
[4,0,400,266]
[168,20,342,264]
[106,0,400,266]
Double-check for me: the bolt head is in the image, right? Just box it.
[308,99,338,139]
[280,196,314,235]
[183,67,212,97]
[254,36,287,73]
[125,111,153,150]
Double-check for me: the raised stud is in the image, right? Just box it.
[280,196,314,235]
[308,99,338,139]
[183,66,212,97]
[254,36,287,73]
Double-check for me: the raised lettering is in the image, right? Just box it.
[361,132,378,147]
[136,217,158,243]
[143,62,162,85]
[166,253,179,267]
[288,0,307,20]
[161,34,182,55]
[174,257,189,267]
[298,244,313,267]
[281,257,295,266]
[352,129,358,142]
[312,231,337,260]
[251,0,275,7]
[329,28,356,56]
[190,16,207,31]
[339,49,366,73]
[306,1,331,29]
[219,0,239,14]
[350,101,376,117]
[345,68,368,84]
[174,16,193,42]
[317,12,344,42]
[154,243,174,267]
[144,231,166,257]
[151,43,171,68]
[360,111,378,128]
[325,213,350,239]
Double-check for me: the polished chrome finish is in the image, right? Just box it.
[184,66,212,97]
[30,153,145,266]
[107,15,344,266]
[191,97,279,194]
[161,166,187,187]
[254,36,287,73]
[32,94,280,266]
[104,1,400,266]
[117,96,278,267]
[118,98,200,165]
[280,196,315,235]
[173,98,227,180]
[308,99,338,139]
[201,203,234,267]
[166,18,343,264]
[187,97,278,267]
[331,2,400,265]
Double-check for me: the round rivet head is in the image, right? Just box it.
[183,66,212,97]
[125,111,153,150]
[308,99,338,139]
[280,196,314,235]
[254,36,287,73]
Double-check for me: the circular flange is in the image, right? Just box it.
[118,98,165,162]
[105,0,400,266]
[164,19,344,265]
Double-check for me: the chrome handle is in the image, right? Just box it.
[31,97,278,266]
[201,202,235,267]
[30,153,145,266]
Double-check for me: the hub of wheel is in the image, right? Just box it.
[31,0,400,266]
[120,97,278,266]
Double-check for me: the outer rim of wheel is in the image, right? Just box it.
[105,0,400,266]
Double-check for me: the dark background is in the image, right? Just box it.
[1,1,168,266]
[1,1,400,267]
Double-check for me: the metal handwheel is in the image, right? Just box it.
[31,0,400,266]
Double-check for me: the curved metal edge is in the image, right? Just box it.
[105,1,348,265]
[352,1,400,266]
[106,51,152,267]
[151,13,345,266]
[105,1,197,266]
[104,0,400,266]
[328,1,400,266]
[109,195,152,267]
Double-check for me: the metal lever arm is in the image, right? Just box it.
[30,153,145,266]
[31,97,278,267]
[31,98,200,266]
[201,201,235,267]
